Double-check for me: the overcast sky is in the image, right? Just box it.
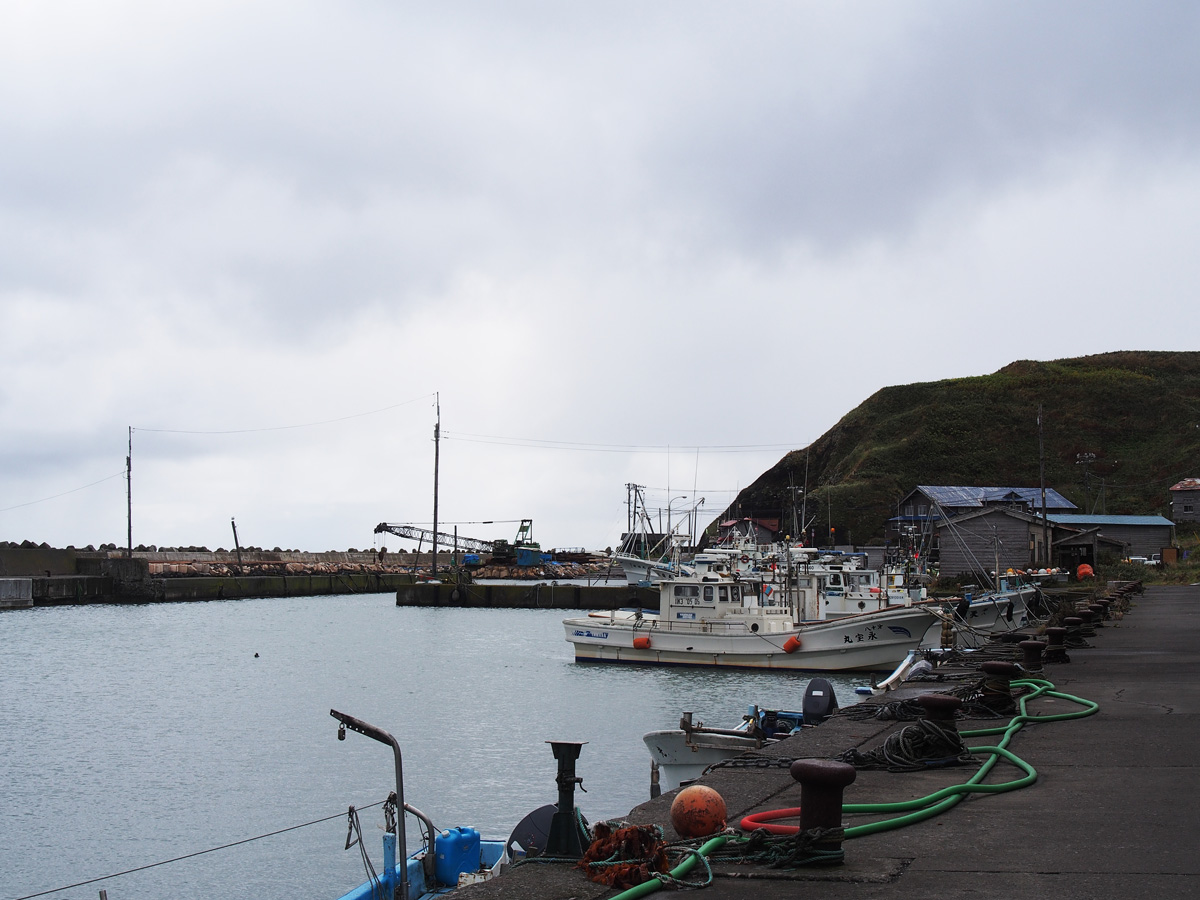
[3,1,1199,554]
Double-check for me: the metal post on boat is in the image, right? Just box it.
[331,709,410,900]
[545,741,588,858]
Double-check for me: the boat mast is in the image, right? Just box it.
[126,426,133,558]
[432,393,440,576]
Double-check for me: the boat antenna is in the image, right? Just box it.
[126,426,133,558]
[432,393,440,576]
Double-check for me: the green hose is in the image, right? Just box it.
[605,678,1098,897]
[604,835,729,900]
[841,679,1097,837]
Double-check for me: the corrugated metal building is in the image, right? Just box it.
[1048,514,1175,558]
[890,485,1078,539]
[1169,479,1200,524]
[935,507,1131,577]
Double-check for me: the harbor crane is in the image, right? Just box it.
[373,522,498,554]
[373,520,538,563]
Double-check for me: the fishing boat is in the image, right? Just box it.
[642,677,842,795]
[563,556,940,672]
[916,575,1044,648]
[331,710,506,900]
[614,553,692,586]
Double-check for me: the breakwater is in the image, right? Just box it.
[0,543,617,606]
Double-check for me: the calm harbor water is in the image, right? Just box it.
[0,594,870,900]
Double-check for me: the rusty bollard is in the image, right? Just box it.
[980,660,1020,712]
[1063,616,1085,648]
[1044,626,1070,664]
[1076,609,1097,637]
[1019,639,1045,674]
[789,759,856,856]
[1087,604,1107,626]
[917,692,963,722]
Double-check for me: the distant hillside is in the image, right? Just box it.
[719,351,1200,544]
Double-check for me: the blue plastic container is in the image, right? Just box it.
[435,827,481,886]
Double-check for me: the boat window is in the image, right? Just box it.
[719,586,729,602]
[731,585,741,603]
[672,585,700,598]
[703,586,714,602]
[828,573,842,587]
[796,577,811,588]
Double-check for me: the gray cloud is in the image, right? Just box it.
[3,1,1199,549]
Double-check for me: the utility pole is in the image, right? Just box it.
[432,393,440,576]
[802,449,810,545]
[126,427,133,557]
[1038,405,1049,567]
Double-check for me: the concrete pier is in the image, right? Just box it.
[461,583,1199,899]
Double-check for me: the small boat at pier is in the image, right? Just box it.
[643,677,843,794]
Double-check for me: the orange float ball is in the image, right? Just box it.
[669,784,727,838]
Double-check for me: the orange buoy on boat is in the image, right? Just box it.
[670,785,727,837]
[633,636,652,650]
[782,636,802,654]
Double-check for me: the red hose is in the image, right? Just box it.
[739,807,802,835]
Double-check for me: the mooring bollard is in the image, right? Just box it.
[1044,626,1070,663]
[789,759,856,851]
[1063,616,1086,648]
[1019,639,1045,673]
[1076,608,1097,637]
[545,741,589,858]
[917,692,963,722]
[980,660,1020,711]
[1087,603,1107,626]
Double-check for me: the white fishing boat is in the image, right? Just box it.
[916,576,1044,648]
[614,553,692,585]
[642,677,842,795]
[563,556,940,672]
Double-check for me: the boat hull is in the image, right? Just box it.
[917,586,1040,648]
[563,606,936,672]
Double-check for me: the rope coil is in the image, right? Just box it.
[837,717,976,772]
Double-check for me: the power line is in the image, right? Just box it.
[442,431,808,454]
[0,471,125,514]
[135,394,436,436]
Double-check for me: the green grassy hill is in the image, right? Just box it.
[720,351,1200,544]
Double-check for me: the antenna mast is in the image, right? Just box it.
[126,426,133,557]
[432,393,440,575]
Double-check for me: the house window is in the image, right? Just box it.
[1185,504,1195,513]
